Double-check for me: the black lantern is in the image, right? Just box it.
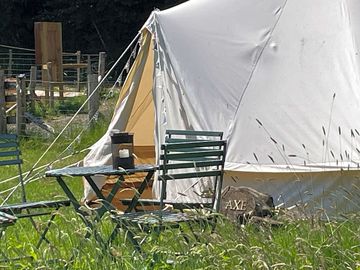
[110,130,134,169]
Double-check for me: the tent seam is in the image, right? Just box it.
[229,0,290,130]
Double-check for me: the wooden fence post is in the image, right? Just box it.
[98,52,106,82]
[47,62,54,108]
[87,74,99,121]
[8,49,13,77]
[0,70,6,133]
[76,50,81,91]
[43,64,49,106]
[29,66,37,112]
[16,74,26,135]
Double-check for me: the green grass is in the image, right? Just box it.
[1,210,359,269]
[1,122,360,269]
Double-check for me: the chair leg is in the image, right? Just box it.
[35,209,59,249]
[23,209,53,247]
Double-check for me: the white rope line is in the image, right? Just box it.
[1,173,41,200]
[0,33,141,205]
[0,146,89,203]
[0,168,61,205]
[43,55,131,164]
[0,55,122,190]
[105,41,140,99]
[22,32,141,178]
[0,148,89,195]
[0,114,96,200]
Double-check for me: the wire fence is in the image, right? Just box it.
[0,34,142,205]
[0,44,104,87]
[0,37,140,122]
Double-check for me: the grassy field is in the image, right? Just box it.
[1,115,360,269]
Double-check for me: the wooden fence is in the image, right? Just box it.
[0,45,108,89]
[0,67,100,135]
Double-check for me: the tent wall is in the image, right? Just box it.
[85,0,360,213]
[83,29,154,200]
[149,0,360,171]
[147,0,360,211]
[224,170,360,214]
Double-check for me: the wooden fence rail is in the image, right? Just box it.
[0,46,105,86]
[0,66,100,135]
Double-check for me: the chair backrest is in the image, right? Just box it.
[159,139,227,212]
[165,129,223,143]
[0,134,26,202]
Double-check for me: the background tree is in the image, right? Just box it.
[0,0,186,60]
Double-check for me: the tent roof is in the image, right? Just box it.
[84,0,360,209]
[144,0,360,172]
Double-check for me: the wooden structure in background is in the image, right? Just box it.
[0,70,6,133]
[0,74,28,135]
[87,74,99,121]
[34,22,64,101]
[16,75,26,135]
[0,73,33,135]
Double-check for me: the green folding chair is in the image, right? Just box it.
[109,138,227,254]
[121,129,224,210]
[0,211,17,233]
[0,134,70,252]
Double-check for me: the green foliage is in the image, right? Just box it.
[0,128,359,269]
[0,0,187,60]
[0,210,359,269]
[55,96,88,115]
[1,87,359,268]
[32,96,88,117]
[0,116,110,203]
[1,128,360,269]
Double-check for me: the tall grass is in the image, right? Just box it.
[1,210,359,269]
[1,114,360,268]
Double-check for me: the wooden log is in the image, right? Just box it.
[87,74,99,121]
[0,70,6,133]
[62,63,88,69]
[16,74,26,135]
[29,66,37,112]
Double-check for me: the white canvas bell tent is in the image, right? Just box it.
[84,0,360,213]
